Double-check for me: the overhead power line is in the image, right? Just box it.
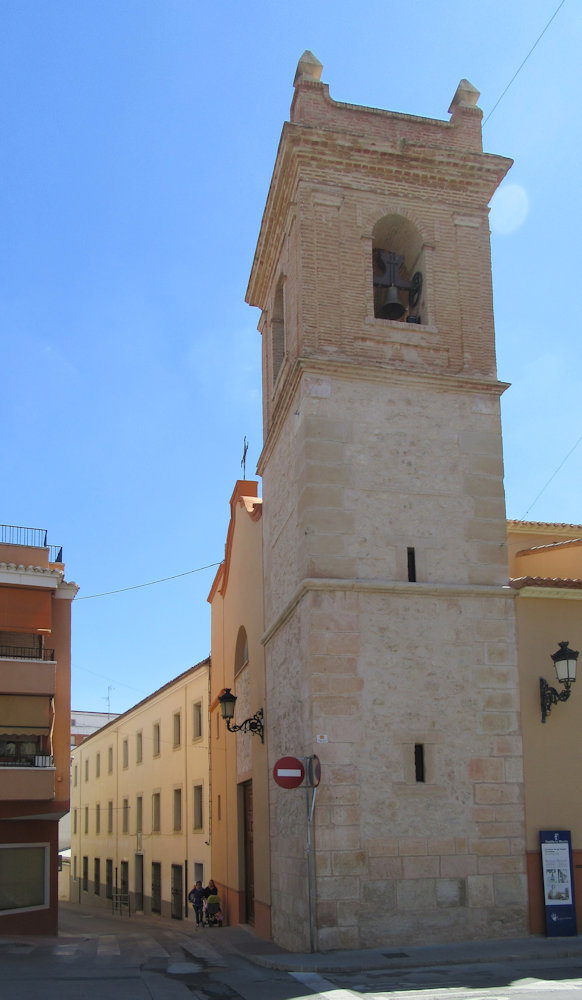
[519,430,582,521]
[74,561,221,601]
[483,0,567,126]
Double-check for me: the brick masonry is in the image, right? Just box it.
[249,58,527,951]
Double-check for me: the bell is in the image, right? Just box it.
[378,285,406,321]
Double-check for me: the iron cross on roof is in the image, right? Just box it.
[241,436,248,479]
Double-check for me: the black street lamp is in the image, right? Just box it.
[540,641,579,723]
[218,688,264,742]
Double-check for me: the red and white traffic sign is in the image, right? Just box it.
[273,756,305,789]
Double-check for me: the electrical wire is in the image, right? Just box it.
[74,561,222,601]
[483,0,567,127]
[519,430,582,521]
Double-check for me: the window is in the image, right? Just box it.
[414,743,425,783]
[73,809,78,835]
[407,547,417,582]
[107,801,113,834]
[108,746,113,774]
[217,794,221,821]
[84,806,89,835]
[136,796,143,834]
[136,731,143,764]
[73,855,77,881]
[173,712,181,748]
[122,798,129,834]
[122,739,128,769]
[173,788,182,832]
[193,785,203,831]
[73,765,78,787]
[84,759,89,782]
[192,701,202,740]
[234,626,249,675]
[0,845,49,913]
[82,856,88,893]
[95,752,101,778]
[94,857,100,895]
[152,792,161,832]
[153,723,160,757]
[95,803,101,835]
[372,214,425,324]
[271,276,285,384]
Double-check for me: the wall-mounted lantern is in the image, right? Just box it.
[540,641,579,723]
[218,688,264,743]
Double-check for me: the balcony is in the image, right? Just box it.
[0,523,63,564]
[0,645,54,661]
[0,659,56,696]
[0,763,55,801]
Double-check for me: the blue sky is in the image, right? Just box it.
[2,1,580,714]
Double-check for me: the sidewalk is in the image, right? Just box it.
[5,899,582,979]
[189,920,582,975]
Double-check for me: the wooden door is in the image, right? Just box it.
[171,864,183,920]
[134,854,144,911]
[243,780,255,925]
[151,862,161,914]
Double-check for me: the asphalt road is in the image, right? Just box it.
[3,903,582,1000]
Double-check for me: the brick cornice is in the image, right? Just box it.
[247,122,511,310]
[257,356,508,475]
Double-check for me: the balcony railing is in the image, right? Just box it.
[0,524,62,563]
[0,754,53,768]
[0,645,55,661]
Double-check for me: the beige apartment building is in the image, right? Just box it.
[70,659,210,919]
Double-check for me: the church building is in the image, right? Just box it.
[208,53,577,952]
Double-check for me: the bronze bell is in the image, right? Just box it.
[378,285,406,321]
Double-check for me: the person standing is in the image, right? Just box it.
[187,880,206,928]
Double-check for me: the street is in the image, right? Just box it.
[2,903,582,1000]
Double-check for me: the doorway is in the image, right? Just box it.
[151,862,161,914]
[134,854,144,911]
[243,780,255,925]
[171,864,183,920]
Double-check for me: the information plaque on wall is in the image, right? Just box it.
[539,830,577,937]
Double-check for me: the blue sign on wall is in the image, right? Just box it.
[539,830,577,937]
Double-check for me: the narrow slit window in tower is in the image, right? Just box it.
[407,547,417,582]
[414,743,425,783]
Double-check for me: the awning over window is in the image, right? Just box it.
[0,588,52,634]
[0,695,51,735]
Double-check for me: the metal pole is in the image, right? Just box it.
[303,757,317,952]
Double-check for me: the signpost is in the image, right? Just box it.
[273,756,305,789]
[540,830,577,936]
[272,754,322,952]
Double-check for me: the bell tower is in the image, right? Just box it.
[247,54,527,951]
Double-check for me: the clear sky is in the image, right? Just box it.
[2,0,580,715]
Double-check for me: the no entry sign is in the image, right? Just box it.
[273,756,305,789]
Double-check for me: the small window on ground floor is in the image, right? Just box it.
[0,844,49,913]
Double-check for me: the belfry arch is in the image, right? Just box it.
[372,213,427,324]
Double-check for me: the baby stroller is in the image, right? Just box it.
[204,892,223,927]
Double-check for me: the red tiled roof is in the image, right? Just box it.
[509,577,582,590]
[507,520,582,531]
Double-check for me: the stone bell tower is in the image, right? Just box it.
[247,53,527,951]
